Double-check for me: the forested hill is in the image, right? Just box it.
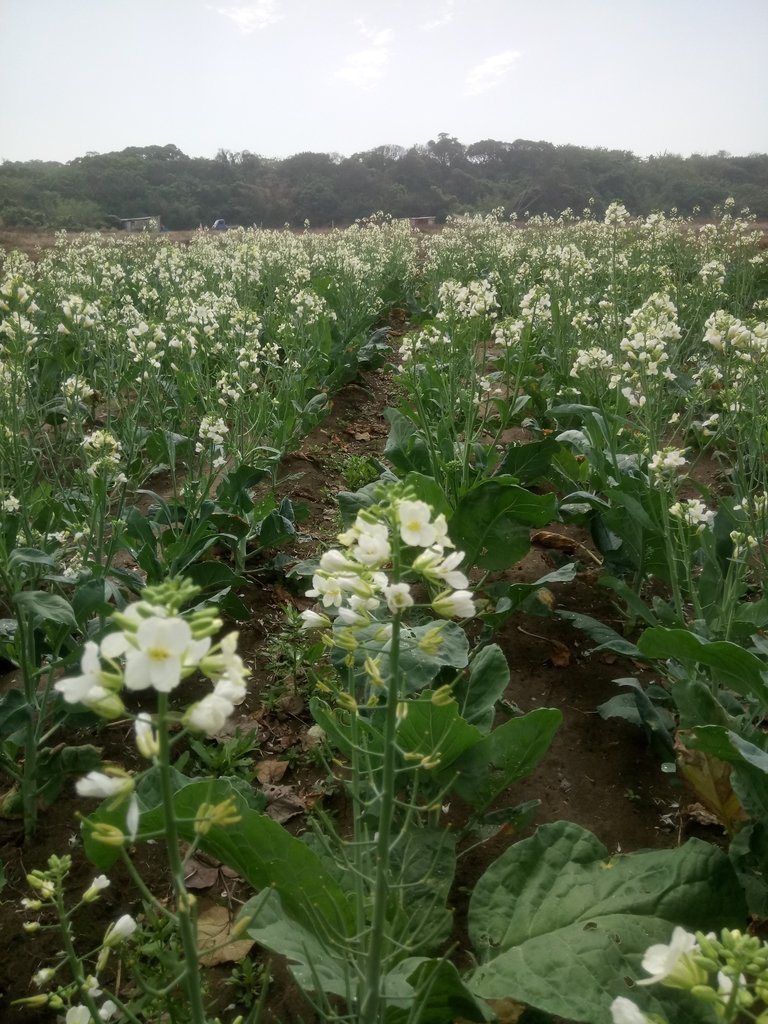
[2,135,768,230]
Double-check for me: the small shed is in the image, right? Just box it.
[120,216,160,233]
[409,216,436,230]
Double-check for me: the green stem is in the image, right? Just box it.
[359,612,401,1024]
[157,693,208,1024]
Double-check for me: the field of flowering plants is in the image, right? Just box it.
[1,203,768,1024]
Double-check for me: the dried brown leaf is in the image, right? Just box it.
[197,904,254,967]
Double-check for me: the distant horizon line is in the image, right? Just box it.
[3,137,768,165]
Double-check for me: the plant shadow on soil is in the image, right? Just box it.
[0,366,713,1023]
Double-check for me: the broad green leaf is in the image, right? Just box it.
[638,627,768,706]
[385,957,493,1023]
[84,779,354,937]
[445,708,561,811]
[450,480,556,570]
[453,644,510,733]
[558,610,641,658]
[0,689,32,740]
[396,693,482,769]
[241,888,352,998]
[8,548,56,569]
[384,408,433,476]
[498,436,559,485]
[13,590,77,628]
[401,472,451,517]
[469,821,745,1023]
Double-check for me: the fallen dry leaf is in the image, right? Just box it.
[353,430,371,441]
[184,856,220,891]
[197,903,254,967]
[481,998,526,1023]
[262,783,309,823]
[548,640,571,668]
[531,530,578,554]
[255,759,289,785]
[675,736,747,833]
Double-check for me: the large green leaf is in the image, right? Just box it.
[241,888,352,999]
[396,693,482,770]
[638,627,768,706]
[450,480,556,571]
[469,821,745,1023]
[452,644,510,734]
[444,708,561,811]
[13,590,77,628]
[498,437,559,485]
[557,610,641,658]
[385,958,493,1023]
[84,779,354,937]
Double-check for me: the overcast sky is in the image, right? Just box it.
[3,0,768,163]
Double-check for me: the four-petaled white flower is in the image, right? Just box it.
[119,616,210,692]
[398,499,436,547]
[637,925,697,985]
[383,582,414,613]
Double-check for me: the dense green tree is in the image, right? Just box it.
[1,137,766,231]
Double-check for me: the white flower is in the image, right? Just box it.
[185,693,234,736]
[1,494,20,513]
[300,609,331,630]
[76,772,130,800]
[83,874,111,903]
[610,996,648,1024]
[352,525,391,566]
[32,967,55,986]
[213,675,247,705]
[55,642,103,704]
[66,1007,92,1024]
[432,589,476,619]
[637,925,697,985]
[123,616,210,692]
[413,548,468,589]
[382,582,414,614]
[99,1002,118,1022]
[126,794,140,841]
[306,573,345,608]
[134,713,159,759]
[398,499,436,547]
[104,913,138,946]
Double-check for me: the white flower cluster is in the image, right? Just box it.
[519,285,552,324]
[569,346,614,379]
[398,326,451,368]
[669,498,716,532]
[81,430,123,479]
[492,318,525,349]
[699,259,726,288]
[703,309,768,361]
[619,293,680,381]
[648,447,687,480]
[55,599,248,737]
[437,278,498,319]
[604,201,630,227]
[303,496,475,633]
[61,375,95,404]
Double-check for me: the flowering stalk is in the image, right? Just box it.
[156,691,207,1024]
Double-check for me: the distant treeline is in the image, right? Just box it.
[2,135,768,231]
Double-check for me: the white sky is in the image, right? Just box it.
[3,0,768,163]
